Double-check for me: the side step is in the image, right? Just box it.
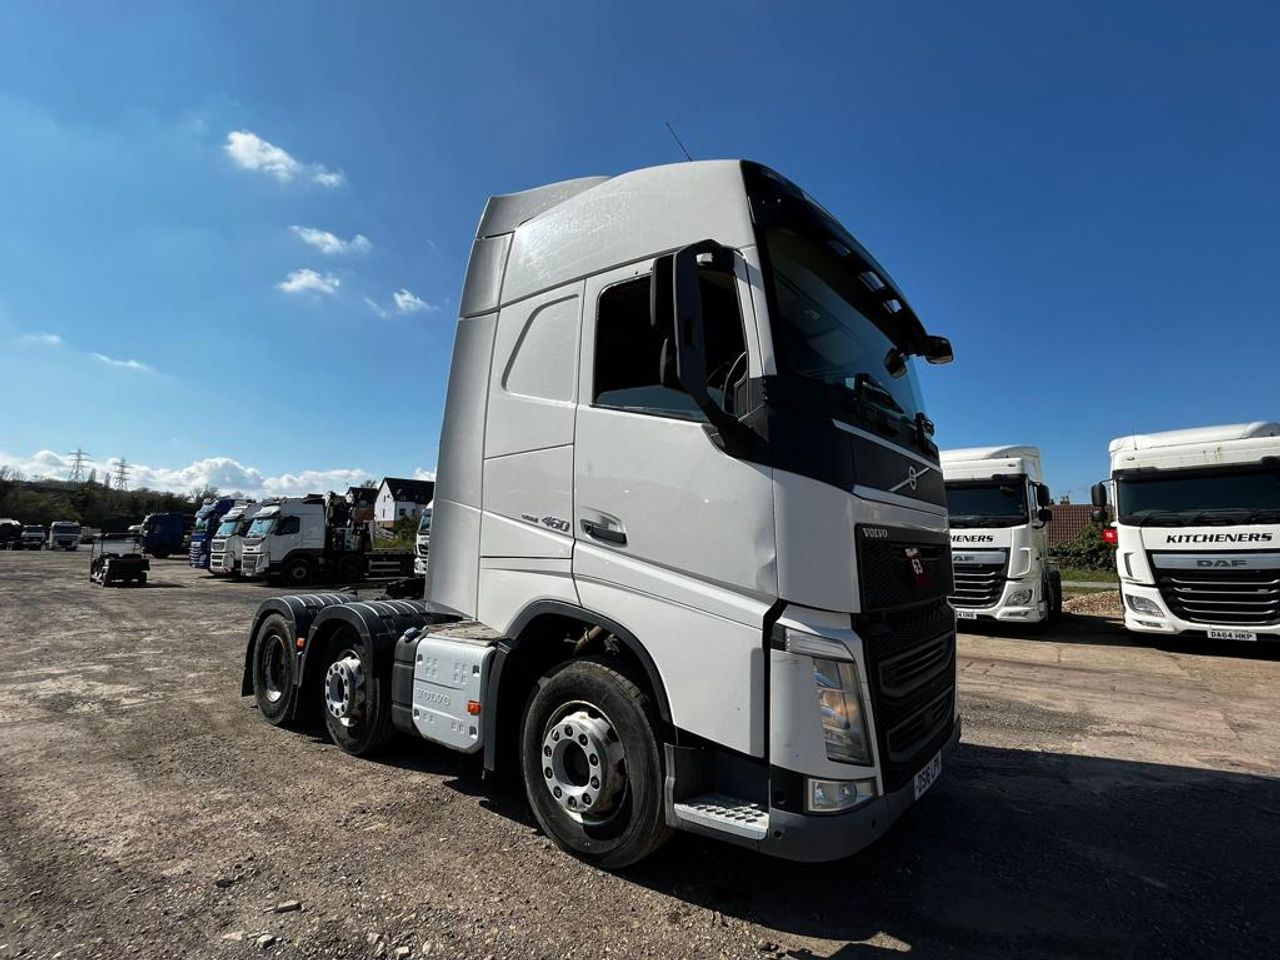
[672,793,768,841]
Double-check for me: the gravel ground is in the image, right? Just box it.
[1062,590,1123,618]
[1,551,1278,959]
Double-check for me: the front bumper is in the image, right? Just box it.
[1121,584,1280,639]
[953,577,1046,624]
[760,718,961,862]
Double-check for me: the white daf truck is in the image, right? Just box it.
[210,501,260,577]
[412,501,433,576]
[240,160,960,867]
[1092,422,1280,642]
[942,446,1061,624]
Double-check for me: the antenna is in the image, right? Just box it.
[664,121,694,162]
[67,448,90,483]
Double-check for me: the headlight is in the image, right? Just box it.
[1124,593,1164,617]
[812,657,872,765]
[1007,588,1033,605]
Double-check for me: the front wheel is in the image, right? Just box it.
[282,556,313,587]
[520,657,672,869]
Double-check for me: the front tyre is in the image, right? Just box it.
[520,657,671,869]
[320,631,394,756]
[252,613,297,726]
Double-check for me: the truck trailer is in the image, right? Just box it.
[1092,422,1280,642]
[240,493,414,586]
[241,160,959,867]
[942,446,1061,624]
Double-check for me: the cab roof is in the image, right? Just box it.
[1108,422,1280,454]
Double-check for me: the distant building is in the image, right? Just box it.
[1045,503,1097,547]
[345,486,379,525]
[374,477,435,524]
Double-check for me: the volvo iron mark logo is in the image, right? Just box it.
[889,464,933,494]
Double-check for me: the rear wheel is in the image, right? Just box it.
[336,554,363,583]
[252,613,297,726]
[320,631,394,756]
[151,550,170,560]
[520,657,671,869]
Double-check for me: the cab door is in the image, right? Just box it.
[572,254,777,757]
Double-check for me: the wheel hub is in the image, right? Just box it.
[324,653,365,723]
[541,707,626,820]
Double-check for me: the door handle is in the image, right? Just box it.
[580,519,627,546]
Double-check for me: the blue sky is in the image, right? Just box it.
[1,1,1276,499]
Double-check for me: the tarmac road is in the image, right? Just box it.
[1,550,1277,959]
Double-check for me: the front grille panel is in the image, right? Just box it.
[857,527,953,612]
[950,561,1006,608]
[856,597,957,792]
[1156,569,1280,626]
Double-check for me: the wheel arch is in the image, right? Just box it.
[240,593,358,698]
[483,600,673,774]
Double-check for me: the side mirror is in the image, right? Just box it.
[1035,484,1052,508]
[1090,508,1107,524]
[922,335,954,365]
[1037,508,1053,524]
[671,239,735,429]
[1090,482,1108,508]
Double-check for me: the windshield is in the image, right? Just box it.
[946,481,1029,527]
[24,526,42,534]
[1117,466,1280,525]
[194,514,212,533]
[418,511,432,534]
[246,517,275,538]
[214,519,238,537]
[52,523,80,533]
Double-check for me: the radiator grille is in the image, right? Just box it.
[1155,568,1280,626]
[950,559,1007,608]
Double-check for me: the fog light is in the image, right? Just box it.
[806,777,877,814]
[1124,593,1163,617]
[1007,589,1033,606]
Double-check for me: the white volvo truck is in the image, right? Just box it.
[210,501,260,577]
[1092,422,1280,642]
[241,160,960,867]
[942,446,1061,624]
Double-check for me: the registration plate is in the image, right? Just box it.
[913,749,943,800]
[955,609,978,620]
[1208,629,1257,642]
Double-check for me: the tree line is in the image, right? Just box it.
[0,467,218,532]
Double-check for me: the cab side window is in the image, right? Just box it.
[276,516,300,535]
[593,269,747,420]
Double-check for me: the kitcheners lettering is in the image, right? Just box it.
[952,534,996,543]
[1164,533,1273,544]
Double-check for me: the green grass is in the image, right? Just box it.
[1056,565,1118,584]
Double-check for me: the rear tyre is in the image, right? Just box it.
[151,550,170,560]
[1049,572,1063,620]
[336,554,363,583]
[320,630,394,756]
[520,657,672,869]
[252,613,297,726]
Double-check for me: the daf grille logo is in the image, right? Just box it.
[890,464,933,494]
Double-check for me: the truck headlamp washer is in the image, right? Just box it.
[325,652,366,725]
[540,703,626,822]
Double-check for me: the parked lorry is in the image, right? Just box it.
[20,525,45,549]
[189,497,238,568]
[240,493,414,586]
[139,512,186,559]
[0,519,23,549]
[241,160,959,867]
[1092,422,1280,642]
[47,520,82,551]
[413,501,433,575]
[209,501,260,577]
[942,446,1061,624]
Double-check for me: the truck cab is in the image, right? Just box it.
[240,497,326,584]
[942,446,1061,624]
[139,512,186,559]
[210,502,259,577]
[20,525,45,549]
[1093,422,1280,642]
[48,521,82,551]
[413,501,433,575]
[244,160,959,867]
[189,498,236,568]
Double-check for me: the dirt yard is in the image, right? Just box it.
[1,550,1277,959]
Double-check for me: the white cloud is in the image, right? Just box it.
[363,296,390,319]
[277,268,340,295]
[0,449,383,498]
[290,225,371,256]
[223,129,344,187]
[393,288,433,314]
[91,352,154,373]
[21,332,63,346]
[413,467,437,482]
